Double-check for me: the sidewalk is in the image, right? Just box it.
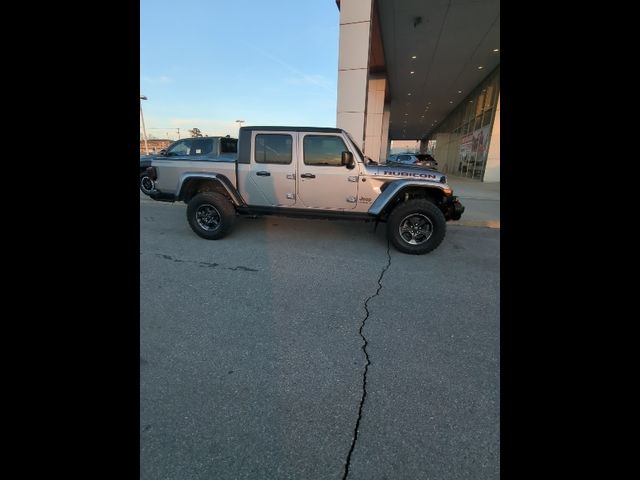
[447,175,500,229]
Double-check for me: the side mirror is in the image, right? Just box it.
[341,151,355,169]
[159,149,167,156]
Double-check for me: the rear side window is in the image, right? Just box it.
[189,138,216,156]
[255,134,292,164]
[221,137,237,153]
[303,135,348,166]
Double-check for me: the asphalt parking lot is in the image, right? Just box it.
[140,193,500,480]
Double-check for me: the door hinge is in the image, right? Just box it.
[286,193,296,200]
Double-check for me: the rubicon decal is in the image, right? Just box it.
[382,170,438,179]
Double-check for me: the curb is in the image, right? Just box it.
[450,220,500,229]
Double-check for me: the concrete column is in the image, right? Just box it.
[336,0,373,150]
[432,133,451,173]
[483,94,500,182]
[364,73,386,163]
[379,102,391,161]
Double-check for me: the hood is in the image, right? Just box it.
[365,163,447,183]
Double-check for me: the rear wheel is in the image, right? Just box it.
[186,192,236,240]
[139,172,155,195]
[387,199,446,254]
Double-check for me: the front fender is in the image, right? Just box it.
[368,180,452,216]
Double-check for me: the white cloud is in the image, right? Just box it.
[283,74,333,90]
[244,43,335,92]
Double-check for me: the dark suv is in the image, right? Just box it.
[140,136,238,195]
[385,153,438,170]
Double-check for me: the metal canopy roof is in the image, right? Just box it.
[376,0,500,140]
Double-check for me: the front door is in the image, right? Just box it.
[296,132,359,210]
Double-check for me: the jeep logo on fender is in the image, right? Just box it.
[383,170,438,179]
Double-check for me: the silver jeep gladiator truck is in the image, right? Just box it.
[145,126,464,254]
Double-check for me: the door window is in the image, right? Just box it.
[255,134,292,164]
[303,135,347,166]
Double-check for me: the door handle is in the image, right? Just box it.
[300,173,316,179]
[256,171,271,176]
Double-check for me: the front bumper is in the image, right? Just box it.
[442,196,465,221]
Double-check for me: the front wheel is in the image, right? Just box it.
[387,199,447,254]
[186,192,236,240]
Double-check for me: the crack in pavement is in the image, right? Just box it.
[145,253,259,272]
[342,241,392,480]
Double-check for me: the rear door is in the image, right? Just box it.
[245,130,297,206]
[296,132,359,210]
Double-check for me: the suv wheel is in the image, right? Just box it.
[387,199,446,254]
[139,172,155,195]
[186,192,236,240]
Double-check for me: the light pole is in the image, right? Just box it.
[236,119,245,133]
[140,95,149,155]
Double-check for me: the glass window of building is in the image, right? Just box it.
[484,85,495,110]
[474,115,483,131]
[482,108,494,127]
[476,91,486,116]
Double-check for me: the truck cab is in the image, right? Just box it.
[237,127,363,210]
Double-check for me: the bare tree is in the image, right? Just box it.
[189,128,203,138]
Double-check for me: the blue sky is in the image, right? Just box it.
[140,0,340,139]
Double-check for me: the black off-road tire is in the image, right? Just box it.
[186,192,236,240]
[139,172,155,195]
[387,199,447,254]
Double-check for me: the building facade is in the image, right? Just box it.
[334,0,500,182]
[422,66,500,182]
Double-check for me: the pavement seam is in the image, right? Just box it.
[341,240,392,480]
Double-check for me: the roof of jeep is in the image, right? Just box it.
[188,136,236,139]
[240,126,343,133]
